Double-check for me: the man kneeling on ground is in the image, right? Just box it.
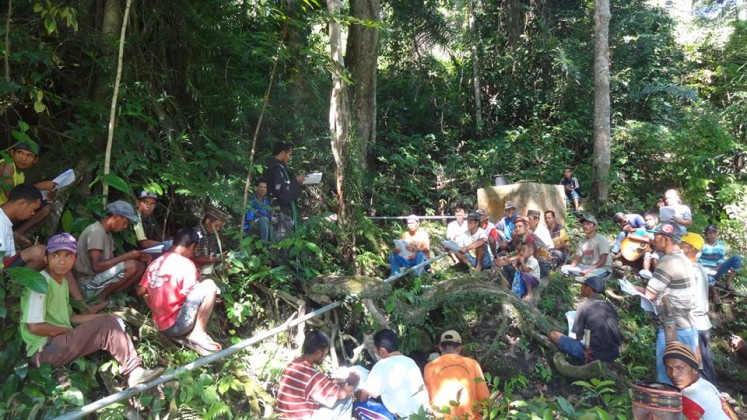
[451,212,492,272]
[136,228,221,355]
[549,276,621,364]
[21,233,163,387]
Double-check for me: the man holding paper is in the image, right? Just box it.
[449,212,492,272]
[265,141,305,241]
[549,276,621,363]
[389,215,430,276]
[634,221,698,385]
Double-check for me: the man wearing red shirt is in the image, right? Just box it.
[136,227,220,355]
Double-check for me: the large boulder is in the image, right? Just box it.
[477,182,567,225]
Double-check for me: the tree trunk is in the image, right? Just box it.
[328,0,357,270]
[468,0,482,132]
[345,0,380,162]
[591,0,611,205]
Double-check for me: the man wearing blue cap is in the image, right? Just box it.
[549,276,621,363]
[73,200,151,303]
[635,221,698,385]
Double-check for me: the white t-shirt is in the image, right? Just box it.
[0,208,15,257]
[525,255,540,278]
[361,354,430,417]
[691,262,712,331]
[446,220,469,241]
[532,225,555,249]
[659,204,692,234]
[682,377,737,419]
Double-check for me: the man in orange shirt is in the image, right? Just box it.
[424,330,493,418]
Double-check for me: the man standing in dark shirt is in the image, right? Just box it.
[549,276,621,363]
[265,141,304,241]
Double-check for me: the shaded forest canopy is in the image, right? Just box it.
[1,0,747,418]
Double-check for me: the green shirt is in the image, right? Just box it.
[20,271,73,356]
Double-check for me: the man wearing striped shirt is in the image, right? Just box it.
[276,330,359,419]
[635,221,698,386]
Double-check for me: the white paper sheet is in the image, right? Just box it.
[618,278,658,314]
[566,310,577,339]
[303,172,323,185]
[393,239,414,258]
[41,169,76,200]
[441,240,461,252]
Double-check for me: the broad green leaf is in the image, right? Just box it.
[5,267,47,294]
[62,388,85,406]
[61,209,74,232]
[101,173,131,194]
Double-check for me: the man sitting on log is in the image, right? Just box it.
[549,276,621,364]
[389,215,430,276]
[136,228,221,356]
[560,214,611,282]
[193,205,229,277]
[450,212,492,272]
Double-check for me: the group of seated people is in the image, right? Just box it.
[4,183,230,388]
[276,328,495,420]
[386,187,744,419]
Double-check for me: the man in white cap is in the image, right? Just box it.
[73,200,151,303]
[389,214,430,276]
[424,330,492,418]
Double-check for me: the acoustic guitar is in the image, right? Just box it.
[620,236,651,262]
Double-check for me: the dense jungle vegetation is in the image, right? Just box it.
[2,0,747,418]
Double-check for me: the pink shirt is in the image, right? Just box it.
[139,252,198,330]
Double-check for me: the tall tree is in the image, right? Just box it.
[345,0,380,161]
[329,0,356,269]
[591,0,611,205]
[468,0,482,131]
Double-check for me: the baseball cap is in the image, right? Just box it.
[139,191,159,200]
[47,233,78,254]
[527,209,541,218]
[106,200,140,222]
[583,276,605,293]
[703,224,718,233]
[579,214,598,225]
[681,232,704,251]
[440,330,462,345]
[406,214,419,224]
[466,212,481,221]
[13,140,40,156]
[504,201,517,210]
[649,222,681,241]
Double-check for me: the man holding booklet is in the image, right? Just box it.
[389,215,430,276]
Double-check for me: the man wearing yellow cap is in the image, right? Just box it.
[680,232,717,385]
